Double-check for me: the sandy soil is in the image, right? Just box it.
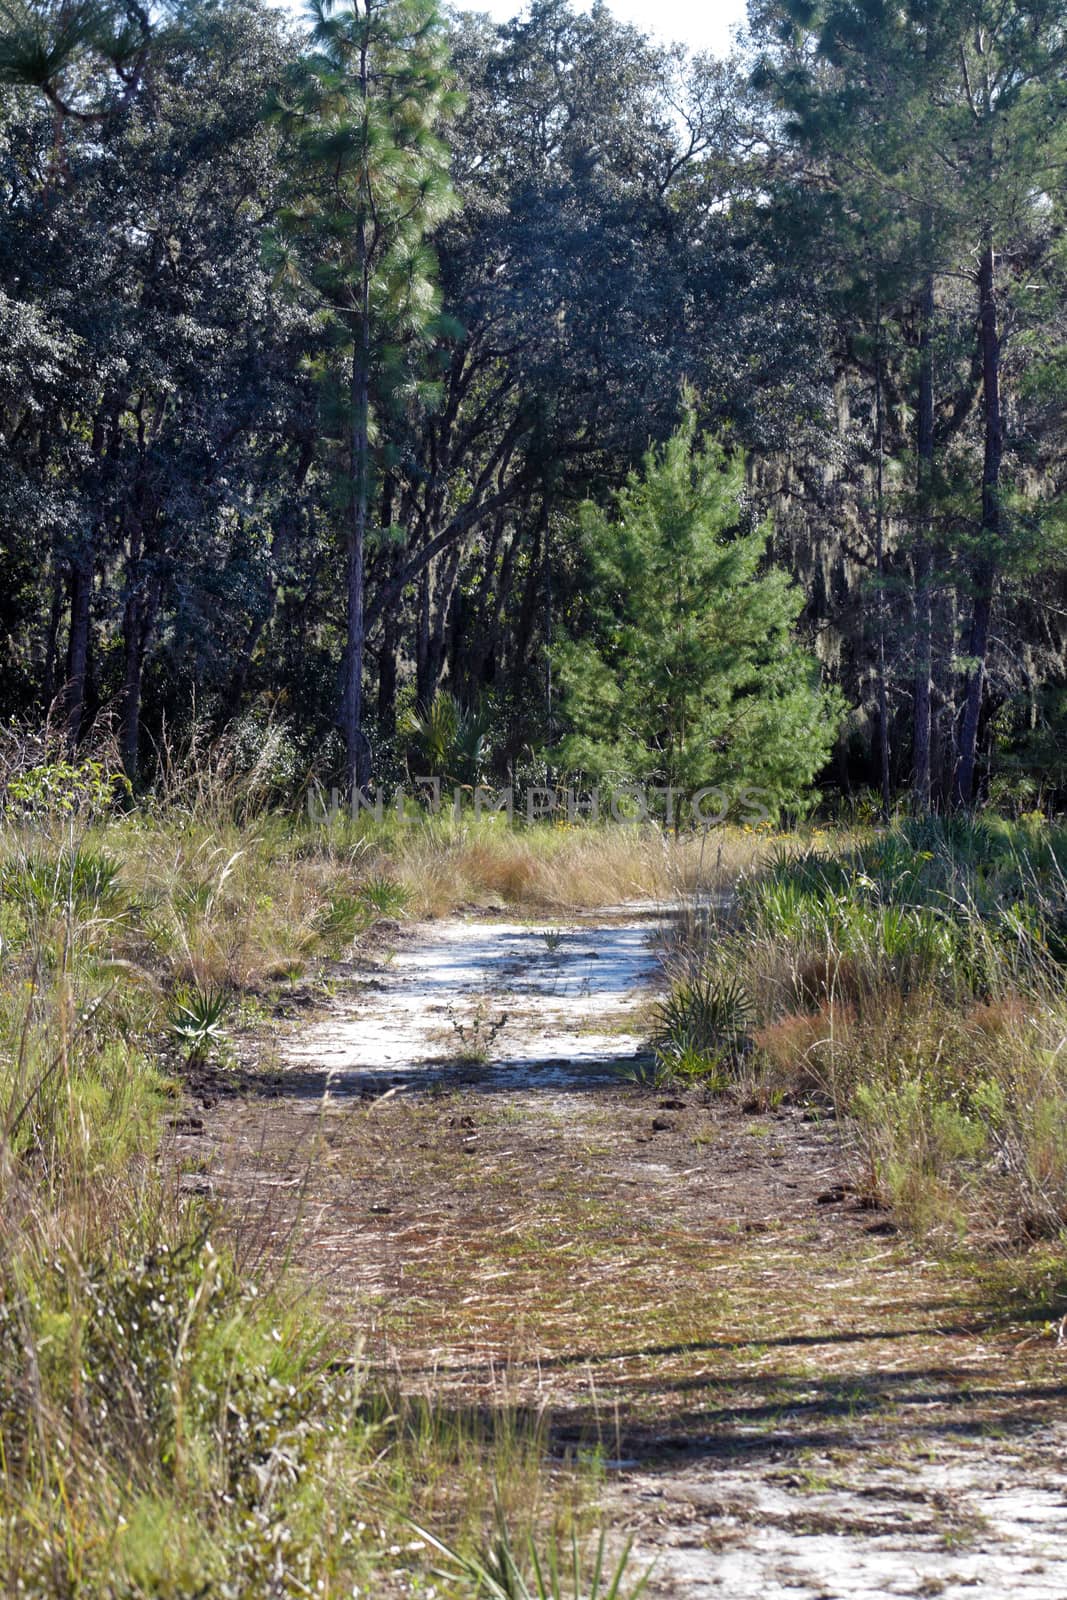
[177,910,1067,1599]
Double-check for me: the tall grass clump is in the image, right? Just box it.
[656,813,1067,1243]
[0,745,384,1595]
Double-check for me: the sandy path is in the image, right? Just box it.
[189,911,1067,1599]
[280,909,666,1090]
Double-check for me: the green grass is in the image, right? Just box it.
[3,750,733,1597]
[661,814,1067,1241]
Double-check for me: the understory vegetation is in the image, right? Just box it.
[3,732,1067,1591]
[0,746,683,1598]
[654,814,1067,1243]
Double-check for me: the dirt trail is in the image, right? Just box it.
[189,910,1067,1599]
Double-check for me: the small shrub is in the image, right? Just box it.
[418,1509,651,1600]
[359,874,410,920]
[316,890,372,954]
[3,757,129,819]
[167,985,229,1063]
[448,1003,510,1064]
[3,847,125,915]
[651,971,752,1084]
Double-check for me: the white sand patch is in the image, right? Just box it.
[627,1441,1067,1598]
[280,914,668,1087]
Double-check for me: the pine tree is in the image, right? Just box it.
[552,404,843,815]
[271,0,461,794]
[752,0,1067,806]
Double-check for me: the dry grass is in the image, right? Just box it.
[386,818,769,917]
[5,739,743,1597]
[655,817,1067,1246]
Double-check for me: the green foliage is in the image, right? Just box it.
[0,1234,377,1597]
[553,403,843,815]
[359,873,410,919]
[2,845,124,915]
[678,813,1067,1237]
[739,817,1067,997]
[751,0,1067,807]
[418,1509,650,1600]
[403,689,491,785]
[0,0,151,111]
[316,874,409,953]
[1,801,698,1597]
[652,970,752,1085]
[270,0,461,330]
[269,0,462,788]
[4,759,129,819]
[167,984,229,1063]
[316,889,371,953]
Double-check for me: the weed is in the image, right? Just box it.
[448,1004,511,1064]
[167,984,230,1064]
[651,970,752,1087]
[360,874,411,920]
[317,890,372,953]
[417,1505,651,1600]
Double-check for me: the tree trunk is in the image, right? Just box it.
[931,583,957,805]
[873,286,891,823]
[509,511,545,693]
[912,252,935,812]
[415,563,432,707]
[64,546,93,747]
[954,235,1001,807]
[120,591,144,783]
[232,529,280,706]
[425,545,462,703]
[452,510,505,695]
[119,559,160,786]
[378,607,398,736]
[344,284,372,796]
[341,15,373,798]
[42,556,65,719]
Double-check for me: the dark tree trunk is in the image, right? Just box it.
[341,20,373,799]
[378,607,398,736]
[873,287,891,822]
[42,557,65,718]
[231,527,279,707]
[64,547,93,746]
[119,552,160,784]
[424,545,462,703]
[509,511,545,693]
[120,589,144,782]
[374,474,399,735]
[932,584,957,806]
[912,255,935,812]
[452,511,505,695]
[954,236,1001,807]
[344,285,372,796]
[415,564,432,707]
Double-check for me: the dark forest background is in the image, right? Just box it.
[1,0,1065,810]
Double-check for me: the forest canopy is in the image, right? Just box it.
[1,0,1065,810]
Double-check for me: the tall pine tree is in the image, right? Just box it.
[271,0,460,794]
